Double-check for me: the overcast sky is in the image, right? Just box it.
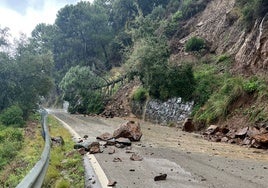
[0,0,93,38]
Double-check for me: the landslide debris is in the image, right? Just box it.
[202,124,268,149]
[101,80,140,118]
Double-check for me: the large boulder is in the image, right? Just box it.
[113,121,142,141]
[182,118,195,132]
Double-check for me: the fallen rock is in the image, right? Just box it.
[107,180,117,187]
[113,157,122,162]
[113,121,142,141]
[204,125,219,135]
[154,174,167,181]
[182,118,195,132]
[130,153,143,161]
[74,141,101,153]
[105,138,116,146]
[242,137,251,145]
[115,137,132,146]
[51,136,64,146]
[78,148,87,155]
[221,137,229,142]
[89,142,101,154]
[108,147,115,154]
[97,132,113,141]
[247,127,260,137]
[253,133,268,144]
[235,127,249,138]
[115,143,126,148]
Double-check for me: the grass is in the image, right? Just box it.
[43,115,84,188]
[0,121,44,187]
[0,114,84,188]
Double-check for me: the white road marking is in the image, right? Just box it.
[52,115,109,188]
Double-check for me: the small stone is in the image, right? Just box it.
[113,157,122,162]
[130,153,143,161]
[78,148,87,155]
[129,169,135,171]
[107,180,117,187]
[108,148,115,155]
[154,174,167,181]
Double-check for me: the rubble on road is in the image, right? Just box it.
[203,124,268,149]
[74,141,102,154]
[74,120,143,155]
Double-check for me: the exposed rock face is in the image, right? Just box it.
[235,14,268,74]
[178,0,268,75]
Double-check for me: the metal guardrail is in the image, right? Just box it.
[16,109,50,188]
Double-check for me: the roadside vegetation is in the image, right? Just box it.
[0,114,43,187]
[43,116,84,188]
[0,114,84,187]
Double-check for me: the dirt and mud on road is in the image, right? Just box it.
[50,110,268,188]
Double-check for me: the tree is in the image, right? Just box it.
[128,37,195,101]
[59,66,105,114]
[54,1,114,77]
[0,34,53,118]
[31,23,56,54]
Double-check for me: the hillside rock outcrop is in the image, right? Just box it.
[178,0,268,75]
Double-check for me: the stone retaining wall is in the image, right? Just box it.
[131,98,193,125]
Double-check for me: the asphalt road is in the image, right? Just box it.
[50,110,268,188]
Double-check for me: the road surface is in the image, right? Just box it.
[50,110,268,188]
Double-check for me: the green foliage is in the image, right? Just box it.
[54,1,114,74]
[243,78,259,93]
[194,77,245,125]
[60,66,105,114]
[181,0,209,20]
[83,91,104,114]
[216,54,232,64]
[0,105,25,127]
[0,126,23,170]
[55,179,71,188]
[0,31,53,119]
[185,36,206,52]
[236,0,268,28]
[128,37,195,101]
[43,116,84,187]
[132,87,148,102]
[192,65,222,112]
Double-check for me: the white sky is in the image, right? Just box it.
[0,0,93,38]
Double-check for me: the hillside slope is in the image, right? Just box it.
[174,0,268,75]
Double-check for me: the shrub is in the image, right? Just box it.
[0,105,25,127]
[185,36,206,52]
[0,127,23,170]
[132,87,148,102]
